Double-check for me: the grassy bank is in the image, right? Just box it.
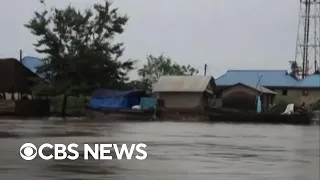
[48,96,320,117]
[49,96,90,116]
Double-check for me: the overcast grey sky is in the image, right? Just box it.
[0,0,299,79]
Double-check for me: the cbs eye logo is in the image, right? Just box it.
[20,143,37,160]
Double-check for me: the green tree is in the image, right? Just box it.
[289,61,300,79]
[138,54,199,88]
[25,0,135,117]
[123,80,147,90]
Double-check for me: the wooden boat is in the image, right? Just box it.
[206,107,312,125]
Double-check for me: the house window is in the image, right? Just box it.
[282,89,288,96]
[302,90,308,96]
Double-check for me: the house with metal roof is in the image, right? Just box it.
[153,75,216,110]
[221,83,277,112]
[216,70,319,104]
[0,58,50,116]
[0,58,40,95]
[295,74,320,104]
[215,70,298,87]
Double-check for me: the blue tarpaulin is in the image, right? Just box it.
[89,89,147,109]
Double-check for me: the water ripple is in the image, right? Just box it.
[0,120,318,180]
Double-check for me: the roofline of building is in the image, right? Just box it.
[216,69,289,76]
[154,90,214,94]
[153,75,215,93]
[222,83,277,95]
[153,90,209,93]
[226,69,288,72]
[217,84,319,89]
[215,69,294,82]
[22,56,41,59]
[1,57,48,83]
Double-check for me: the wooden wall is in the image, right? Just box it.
[0,99,50,117]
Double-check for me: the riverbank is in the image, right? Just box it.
[0,113,318,125]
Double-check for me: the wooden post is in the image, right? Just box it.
[204,64,207,76]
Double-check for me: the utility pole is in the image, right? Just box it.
[19,49,22,62]
[204,64,207,76]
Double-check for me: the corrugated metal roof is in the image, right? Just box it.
[296,74,320,88]
[153,75,215,92]
[240,83,277,94]
[21,56,43,73]
[20,56,48,81]
[216,70,298,87]
[0,58,39,93]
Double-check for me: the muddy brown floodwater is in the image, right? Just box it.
[0,119,319,180]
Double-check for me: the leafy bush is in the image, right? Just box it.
[310,100,320,110]
[269,100,289,113]
[49,95,90,113]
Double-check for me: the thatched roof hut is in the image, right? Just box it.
[0,58,39,93]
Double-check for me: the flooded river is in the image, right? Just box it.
[0,119,319,180]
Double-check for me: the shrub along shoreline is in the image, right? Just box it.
[49,95,89,117]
